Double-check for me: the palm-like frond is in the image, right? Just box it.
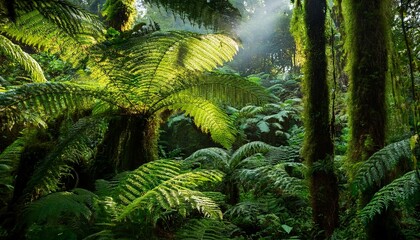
[176,218,240,240]
[239,162,308,198]
[0,82,123,129]
[230,141,274,168]
[109,160,224,222]
[24,117,107,197]
[165,96,236,148]
[117,169,224,221]
[359,170,420,223]
[91,31,239,105]
[12,0,103,36]
[264,145,301,163]
[1,0,103,67]
[166,72,271,107]
[113,160,181,205]
[0,137,25,172]
[352,139,412,193]
[144,0,241,31]
[184,147,230,171]
[0,137,25,194]
[0,35,46,83]
[23,188,96,225]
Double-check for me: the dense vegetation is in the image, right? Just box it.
[0,0,419,239]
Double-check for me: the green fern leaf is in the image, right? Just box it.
[0,82,122,129]
[184,147,230,172]
[144,0,241,31]
[114,160,181,204]
[0,137,25,191]
[230,141,274,168]
[176,218,240,240]
[352,139,412,193]
[116,168,224,221]
[0,35,46,82]
[239,162,308,198]
[1,3,103,67]
[24,117,107,196]
[13,0,103,36]
[92,31,239,105]
[359,170,420,223]
[24,188,97,225]
[165,97,236,148]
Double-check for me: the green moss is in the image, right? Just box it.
[343,0,391,163]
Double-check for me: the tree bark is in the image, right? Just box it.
[95,114,160,176]
[302,0,339,237]
[343,0,403,238]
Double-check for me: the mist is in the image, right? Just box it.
[231,0,295,75]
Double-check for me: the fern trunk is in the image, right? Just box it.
[342,0,403,238]
[302,0,339,237]
[95,115,160,174]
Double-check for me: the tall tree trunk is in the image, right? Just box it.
[344,0,388,164]
[95,114,160,175]
[343,0,403,239]
[302,0,339,238]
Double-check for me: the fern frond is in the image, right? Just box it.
[224,201,263,223]
[24,188,97,225]
[114,160,181,205]
[176,218,240,240]
[144,0,241,31]
[163,96,237,148]
[0,137,25,170]
[352,139,412,193]
[239,163,308,198]
[0,34,46,82]
[0,137,25,190]
[230,141,274,168]
[359,170,420,223]
[0,82,121,129]
[166,72,271,107]
[13,0,103,36]
[24,117,106,196]
[1,4,103,66]
[117,169,224,221]
[184,148,230,171]
[91,31,239,104]
[265,145,301,164]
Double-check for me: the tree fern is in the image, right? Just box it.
[358,170,420,223]
[176,218,240,240]
[351,139,412,193]
[0,35,46,83]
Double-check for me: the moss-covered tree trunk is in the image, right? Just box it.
[302,0,339,237]
[344,0,388,165]
[342,0,403,239]
[95,114,160,175]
